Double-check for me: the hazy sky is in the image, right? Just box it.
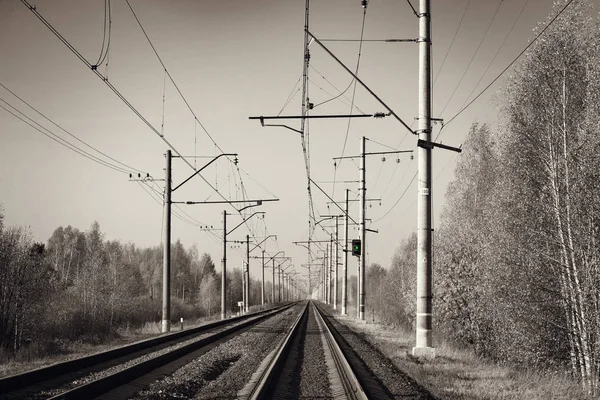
[2,0,595,285]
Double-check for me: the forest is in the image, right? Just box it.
[2,0,600,394]
[365,1,600,394]
[0,214,264,361]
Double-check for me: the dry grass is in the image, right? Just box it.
[332,304,591,400]
[0,307,274,379]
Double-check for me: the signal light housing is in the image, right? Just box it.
[351,239,361,257]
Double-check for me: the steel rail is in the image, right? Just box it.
[241,302,309,399]
[242,301,368,399]
[313,303,368,400]
[1,303,294,399]
[314,303,396,399]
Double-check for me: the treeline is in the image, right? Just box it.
[367,1,600,393]
[0,215,263,359]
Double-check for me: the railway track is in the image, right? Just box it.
[2,301,433,399]
[240,300,396,399]
[0,303,295,400]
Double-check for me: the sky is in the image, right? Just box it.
[1,0,596,290]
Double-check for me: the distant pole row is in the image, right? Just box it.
[157,150,289,332]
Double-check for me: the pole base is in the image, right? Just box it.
[161,320,170,333]
[412,346,435,359]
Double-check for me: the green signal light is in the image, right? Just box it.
[351,239,361,256]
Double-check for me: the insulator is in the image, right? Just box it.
[396,158,400,163]
[361,0,368,9]
[381,156,386,162]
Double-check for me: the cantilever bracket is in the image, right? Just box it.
[417,139,462,153]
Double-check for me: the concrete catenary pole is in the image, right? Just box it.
[325,243,330,304]
[334,216,339,310]
[359,136,366,321]
[341,188,349,315]
[322,259,325,301]
[162,150,172,333]
[272,259,275,303]
[245,234,250,313]
[413,0,435,358]
[278,266,282,302]
[242,260,246,314]
[261,250,265,306]
[330,236,334,305]
[221,210,227,320]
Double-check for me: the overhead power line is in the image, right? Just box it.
[454,0,530,117]
[443,0,576,129]
[94,0,112,68]
[125,0,223,155]
[331,5,369,203]
[437,0,504,118]
[125,0,278,227]
[0,98,135,175]
[433,0,471,88]
[0,82,144,174]
[20,0,260,214]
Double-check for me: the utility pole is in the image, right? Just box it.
[221,210,227,320]
[242,259,246,314]
[221,212,264,318]
[261,250,265,305]
[272,259,276,303]
[334,215,339,310]
[331,236,335,305]
[278,265,282,302]
[341,189,349,315]
[322,258,326,302]
[325,243,330,304]
[245,234,250,313]
[162,150,172,333]
[414,0,435,358]
[359,136,366,321]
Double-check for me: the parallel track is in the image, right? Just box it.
[0,303,295,400]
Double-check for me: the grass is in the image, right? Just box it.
[328,304,591,400]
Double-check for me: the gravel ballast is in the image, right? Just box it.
[322,308,436,400]
[130,303,306,399]
[298,304,332,399]
[22,315,265,400]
